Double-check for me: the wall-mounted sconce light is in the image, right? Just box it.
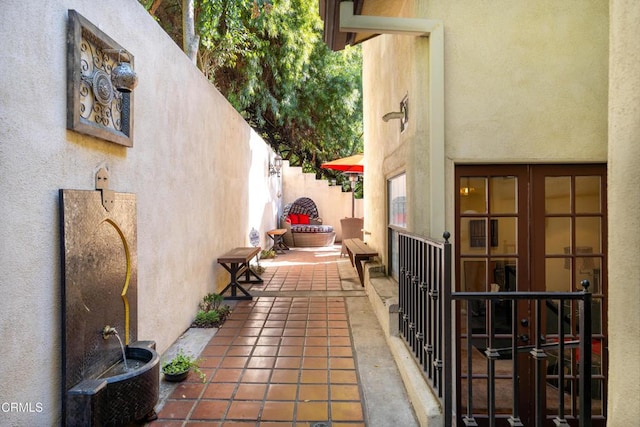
[106,49,138,93]
[382,96,409,132]
[269,154,283,177]
[382,111,405,122]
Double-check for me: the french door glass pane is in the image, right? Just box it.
[460,218,488,255]
[490,217,517,255]
[461,260,487,292]
[587,260,603,294]
[491,259,517,291]
[545,217,571,254]
[460,177,487,213]
[490,176,517,214]
[576,217,602,251]
[545,176,571,213]
[574,257,602,295]
[576,176,601,213]
[545,258,572,292]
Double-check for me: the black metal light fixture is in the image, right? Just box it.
[382,96,409,132]
[269,154,283,177]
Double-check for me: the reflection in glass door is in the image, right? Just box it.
[455,164,607,426]
[457,167,528,423]
[532,165,607,423]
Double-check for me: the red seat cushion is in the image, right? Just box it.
[298,214,310,224]
[288,213,300,224]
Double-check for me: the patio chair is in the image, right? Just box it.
[340,217,364,256]
[279,197,336,247]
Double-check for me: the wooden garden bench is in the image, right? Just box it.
[344,238,378,286]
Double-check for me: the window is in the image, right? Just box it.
[388,173,406,280]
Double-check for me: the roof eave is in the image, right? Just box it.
[320,0,366,51]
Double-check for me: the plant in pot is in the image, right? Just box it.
[161,349,205,382]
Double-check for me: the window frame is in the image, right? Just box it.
[387,173,407,281]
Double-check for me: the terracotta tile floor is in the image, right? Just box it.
[150,246,367,426]
[256,254,345,292]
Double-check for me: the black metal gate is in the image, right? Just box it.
[397,231,597,426]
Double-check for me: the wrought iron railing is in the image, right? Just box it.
[397,231,595,427]
[398,231,453,419]
[452,286,594,427]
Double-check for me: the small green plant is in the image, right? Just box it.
[251,263,265,275]
[191,293,230,328]
[199,292,224,312]
[260,248,276,259]
[192,309,220,327]
[161,349,205,382]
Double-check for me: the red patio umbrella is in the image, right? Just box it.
[320,153,364,174]
[321,154,364,217]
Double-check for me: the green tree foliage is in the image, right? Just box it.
[140,0,362,185]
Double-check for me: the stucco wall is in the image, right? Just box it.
[282,162,364,242]
[0,1,278,424]
[362,0,608,267]
[362,33,430,263]
[360,0,640,423]
[607,0,640,423]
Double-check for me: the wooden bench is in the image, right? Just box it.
[344,238,378,286]
[217,247,263,300]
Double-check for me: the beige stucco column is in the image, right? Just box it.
[607,0,640,424]
[340,1,445,242]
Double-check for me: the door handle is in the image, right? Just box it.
[518,334,530,343]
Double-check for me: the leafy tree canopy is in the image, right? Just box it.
[140,0,363,186]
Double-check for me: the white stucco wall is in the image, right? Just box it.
[607,0,640,423]
[0,1,278,424]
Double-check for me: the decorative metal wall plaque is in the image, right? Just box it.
[66,10,134,147]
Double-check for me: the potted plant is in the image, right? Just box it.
[161,349,205,382]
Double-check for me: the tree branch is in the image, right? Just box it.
[149,0,163,15]
[182,0,199,64]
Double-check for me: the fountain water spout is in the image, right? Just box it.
[102,325,128,370]
[102,325,117,339]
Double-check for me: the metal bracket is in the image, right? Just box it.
[95,168,115,212]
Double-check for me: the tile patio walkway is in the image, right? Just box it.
[149,246,417,426]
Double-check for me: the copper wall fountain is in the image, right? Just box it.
[60,168,158,425]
